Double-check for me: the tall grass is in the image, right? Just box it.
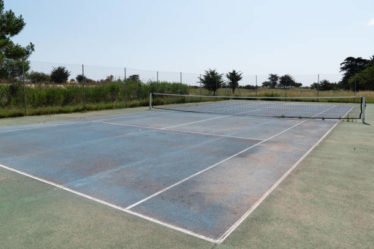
[189,87,374,102]
[0,81,188,118]
[1,82,373,118]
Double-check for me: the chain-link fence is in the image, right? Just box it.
[2,60,365,118]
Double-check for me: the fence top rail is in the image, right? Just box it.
[152,92,364,100]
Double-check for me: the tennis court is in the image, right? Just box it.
[0,94,366,243]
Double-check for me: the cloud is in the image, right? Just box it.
[369,18,374,26]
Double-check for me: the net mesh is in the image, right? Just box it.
[151,93,364,120]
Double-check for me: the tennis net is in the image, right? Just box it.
[150,93,366,121]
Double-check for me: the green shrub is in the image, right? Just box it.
[27,71,50,83]
[0,81,189,117]
[51,67,70,84]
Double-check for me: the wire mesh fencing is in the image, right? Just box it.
[1,60,357,118]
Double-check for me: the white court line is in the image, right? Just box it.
[89,111,158,123]
[0,163,218,243]
[125,120,306,210]
[166,128,260,141]
[216,120,340,243]
[125,105,337,211]
[95,105,280,140]
[158,102,277,130]
[342,106,354,119]
[0,121,75,134]
[161,115,226,129]
[0,104,339,244]
[94,120,261,142]
[94,109,224,126]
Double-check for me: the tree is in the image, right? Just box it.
[27,71,50,83]
[242,84,256,89]
[314,80,338,91]
[340,56,370,89]
[268,74,279,88]
[76,74,94,84]
[50,66,70,83]
[278,74,295,88]
[0,0,34,79]
[294,82,302,88]
[128,74,140,82]
[349,65,374,90]
[76,74,84,83]
[226,70,242,94]
[199,69,223,95]
[104,75,114,82]
[76,74,87,83]
[369,55,374,66]
[262,81,272,88]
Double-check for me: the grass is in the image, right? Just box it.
[0,81,189,118]
[0,167,212,249]
[2,86,373,119]
[0,100,149,118]
[217,105,374,249]
[0,106,149,127]
[190,87,374,103]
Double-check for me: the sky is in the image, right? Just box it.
[5,0,374,84]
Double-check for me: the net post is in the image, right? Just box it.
[361,96,366,123]
[149,92,152,110]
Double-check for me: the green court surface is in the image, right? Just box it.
[1,106,373,249]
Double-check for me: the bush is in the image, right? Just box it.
[76,74,86,83]
[349,65,374,90]
[51,66,70,84]
[241,85,256,90]
[199,69,223,95]
[128,75,140,82]
[0,81,188,108]
[27,71,50,83]
[311,80,339,91]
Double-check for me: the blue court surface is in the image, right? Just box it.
[0,109,339,243]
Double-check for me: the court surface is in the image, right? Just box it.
[0,108,341,243]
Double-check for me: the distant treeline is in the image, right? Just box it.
[261,55,374,91]
[261,74,302,89]
[1,56,374,94]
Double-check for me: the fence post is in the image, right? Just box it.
[22,58,27,115]
[82,64,86,108]
[199,74,202,99]
[149,92,152,110]
[317,74,320,96]
[123,67,127,105]
[255,75,258,96]
[180,72,182,84]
